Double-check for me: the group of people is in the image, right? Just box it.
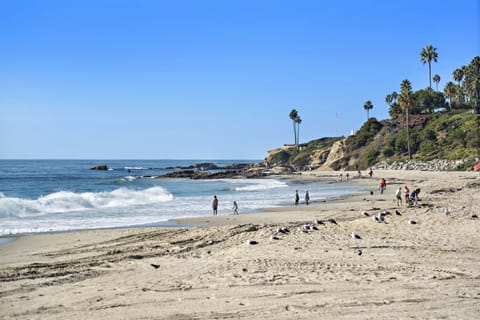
[211,195,239,216]
[395,185,421,206]
[212,188,312,216]
[295,189,310,205]
[338,173,350,182]
[211,174,422,217]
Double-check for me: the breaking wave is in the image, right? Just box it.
[0,187,173,218]
[233,179,288,191]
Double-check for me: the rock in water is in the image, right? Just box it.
[90,165,108,170]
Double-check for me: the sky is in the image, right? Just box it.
[1,0,478,160]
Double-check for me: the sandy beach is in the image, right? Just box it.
[1,170,479,319]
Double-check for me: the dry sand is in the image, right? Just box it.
[1,170,479,319]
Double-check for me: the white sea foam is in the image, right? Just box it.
[120,176,137,182]
[233,179,288,191]
[124,166,149,170]
[0,187,173,218]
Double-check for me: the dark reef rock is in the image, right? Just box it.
[155,162,293,179]
[156,170,241,179]
[90,165,109,170]
[165,163,219,171]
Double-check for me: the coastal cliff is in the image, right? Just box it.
[265,110,480,172]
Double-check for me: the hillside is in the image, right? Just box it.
[265,109,480,171]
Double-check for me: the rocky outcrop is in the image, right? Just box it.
[165,162,251,171]
[165,163,219,171]
[248,164,294,176]
[156,162,295,179]
[157,170,250,179]
[316,139,346,170]
[90,165,108,170]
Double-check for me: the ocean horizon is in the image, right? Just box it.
[0,159,364,236]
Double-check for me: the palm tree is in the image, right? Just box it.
[398,79,413,159]
[295,116,302,145]
[453,67,465,103]
[420,45,438,91]
[444,81,456,110]
[386,91,400,116]
[433,74,441,91]
[363,100,373,120]
[289,109,298,145]
[464,56,480,112]
[385,94,393,106]
[453,68,464,85]
[391,91,398,102]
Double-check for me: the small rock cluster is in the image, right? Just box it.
[372,158,478,171]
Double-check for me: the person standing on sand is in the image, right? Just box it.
[305,190,310,205]
[232,201,238,215]
[403,186,410,206]
[395,187,402,206]
[212,195,218,216]
[295,190,299,205]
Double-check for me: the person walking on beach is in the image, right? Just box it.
[395,187,402,206]
[368,168,373,177]
[379,178,387,194]
[305,190,310,205]
[212,195,218,216]
[232,201,239,215]
[295,190,299,205]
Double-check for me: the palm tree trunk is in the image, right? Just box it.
[406,107,411,159]
[428,63,432,91]
[297,123,300,145]
[292,121,297,146]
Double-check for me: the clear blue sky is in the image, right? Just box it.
[1,0,478,159]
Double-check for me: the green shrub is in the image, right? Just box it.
[394,129,409,153]
[365,149,380,167]
[349,118,383,150]
[421,129,437,141]
[270,150,292,164]
[382,146,394,157]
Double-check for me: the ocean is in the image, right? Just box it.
[0,160,364,235]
